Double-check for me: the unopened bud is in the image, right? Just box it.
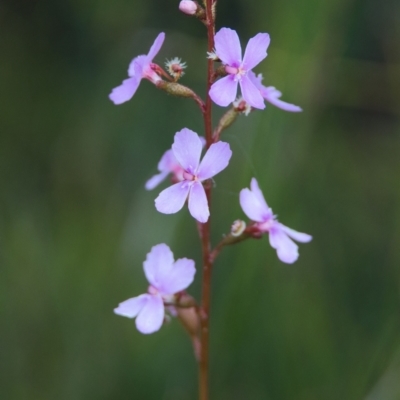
[231,220,246,237]
[177,307,200,337]
[179,0,197,15]
[156,81,205,111]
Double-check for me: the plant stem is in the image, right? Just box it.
[199,1,215,399]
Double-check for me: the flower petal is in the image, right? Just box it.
[197,141,232,180]
[143,244,175,289]
[128,55,146,77]
[114,294,149,318]
[214,27,242,66]
[269,228,299,264]
[240,75,265,109]
[242,33,270,70]
[239,188,269,222]
[279,223,312,243]
[158,149,178,172]
[146,32,165,62]
[209,75,238,107]
[159,258,196,294]
[261,87,302,112]
[155,181,191,214]
[145,171,170,190]
[188,181,209,223]
[172,128,203,173]
[109,77,141,105]
[136,294,164,334]
[250,178,270,212]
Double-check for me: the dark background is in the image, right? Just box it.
[1,0,400,399]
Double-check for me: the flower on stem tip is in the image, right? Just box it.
[209,27,270,109]
[145,137,205,190]
[240,178,312,263]
[109,32,165,105]
[248,72,302,112]
[114,244,195,334]
[155,128,232,223]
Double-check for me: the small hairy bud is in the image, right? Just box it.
[179,0,197,15]
[231,220,246,237]
[233,97,252,116]
[157,81,195,97]
[165,57,187,81]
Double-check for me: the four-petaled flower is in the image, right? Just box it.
[240,178,312,264]
[248,71,302,112]
[209,27,270,109]
[114,243,196,334]
[145,137,206,190]
[109,32,165,105]
[155,128,232,223]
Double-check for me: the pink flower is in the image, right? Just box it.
[155,128,232,223]
[109,32,165,105]
[209,28,270,109]
[240,178,312,264]
[145,137,206,191]
[114,244,195,334]
[248,71,302,112]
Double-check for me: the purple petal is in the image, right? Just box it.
[250,178,270,212]
[188,181,209,223]
[135,294,164,334]
[214,27,242,66]
[209,75,238,107]
[239,188,269,222]
[145,171,170,190]
[197,141,232,180]
[262,87,302,112]
[269,227,299,264]
[114,294,149,318]
[128,55,146,77]
[146,32,165,62]
[279,223,312,243]
[143,244,175,289]
[109,77,141,105]
[158,149,178,172]
[247,71,264,90]
[172,128,203,173]
[158,258,196,294]
[155,181,191,214]
[242,33,270,70]
[240,75,265,109]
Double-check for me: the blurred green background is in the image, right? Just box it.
[1,0,400,399]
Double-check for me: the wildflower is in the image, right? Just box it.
[179,0,197,15]
[145,137,205,190]
[240,178,312,263]
[155,128,232,223]
[248,72,302,112]
[209,28,270,109]
[114,243,196,334]
[109,32,165,105]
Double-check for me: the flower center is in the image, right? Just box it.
[225,65,247,81]
[257,219,274,232]
[183,171,198,181]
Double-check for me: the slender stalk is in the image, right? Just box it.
[199,1,215,399]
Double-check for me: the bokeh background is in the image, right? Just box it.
[1,0,400,399]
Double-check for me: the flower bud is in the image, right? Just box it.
[231,220,246,237]
[179,0,197,15]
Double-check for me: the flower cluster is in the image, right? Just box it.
[110,21,311,335]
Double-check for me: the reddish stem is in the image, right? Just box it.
[199,1,215,399]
